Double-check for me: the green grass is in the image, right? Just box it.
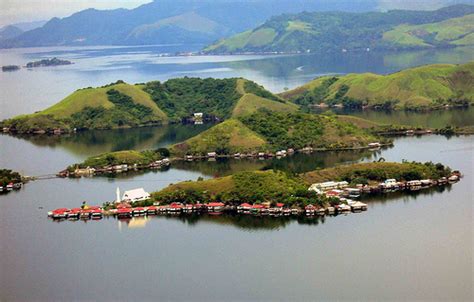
[153,169,309,205]
[283,62,474,110]
[171,119,267,155]
[232,93,298,118]
[383,14,474,47]
[41,83,167,119]
[286,21,313,33]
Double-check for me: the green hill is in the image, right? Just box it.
[171,119,268,156]
[171,110,380,156]
[2,77,293,134]
[204,5,474,54]
[383,14,474,48]
[2,81,169,132]
[281,62,474,110]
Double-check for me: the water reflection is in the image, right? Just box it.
[171,149,379,177]
[6,123,213,157]
[313,107,474,128]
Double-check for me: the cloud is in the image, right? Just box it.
[0,0,152,27]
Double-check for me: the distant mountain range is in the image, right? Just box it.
[205,4,474,53]
[0,0,383,48]
[1,0,473,50]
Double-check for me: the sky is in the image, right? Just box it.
[0,0,152,27]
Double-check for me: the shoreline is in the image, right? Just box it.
[47,173,461,222]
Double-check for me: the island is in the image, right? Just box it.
[2,62,472,135]
[47,161,461,220]
[2,65,20,72]
[26,57,73,68]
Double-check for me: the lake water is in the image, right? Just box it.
[1,45,473,301]
[1,45,473,120]
[0,133,472,301]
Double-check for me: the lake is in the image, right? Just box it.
[1,45,473,301]
[0,132,472,301]
[1,45,473,120]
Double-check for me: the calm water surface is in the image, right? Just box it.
[1,45,473,119]
[0,133,472,301]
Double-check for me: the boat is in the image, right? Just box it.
[6,182,14,190]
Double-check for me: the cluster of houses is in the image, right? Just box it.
[307,171,462,206]
[60,158,170,177]
[377,173,460,191]
[184,142,389,162]
[0,182,22,192]
[48,170,462,221]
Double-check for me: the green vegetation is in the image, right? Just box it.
[72,148,169,170]
[1,81,168,133]
[232,93,298,118]
[281,62,474,110]
[301,161,452,185]
[152,170,334,207]
[0,169,22,187]
[240,110,380,150]
[383,14,474,48]
[1,77,295,134]
[171,119,267,156]
[171,110,381,155]
[152,161,452,206]
[143,77,242,121]
[204,5,474,53]
[26,57,72,68]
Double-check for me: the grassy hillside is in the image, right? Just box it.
[204,5,474,54]
[383,14,474,48]
[2,81,169,132]
[232,80,298,118]
[171,110,381,156]
[153,170,309,205]
[171,119,267,156]
[2,77,292,133]
[281,62,474,110]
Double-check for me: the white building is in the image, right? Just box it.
[308,181,349,192]
[122,188,151,202]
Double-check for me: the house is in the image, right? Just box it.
[122,188,151,202]
[308,181,349,192]
[368,142,381,148]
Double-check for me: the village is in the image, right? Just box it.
[47,171,461,221]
